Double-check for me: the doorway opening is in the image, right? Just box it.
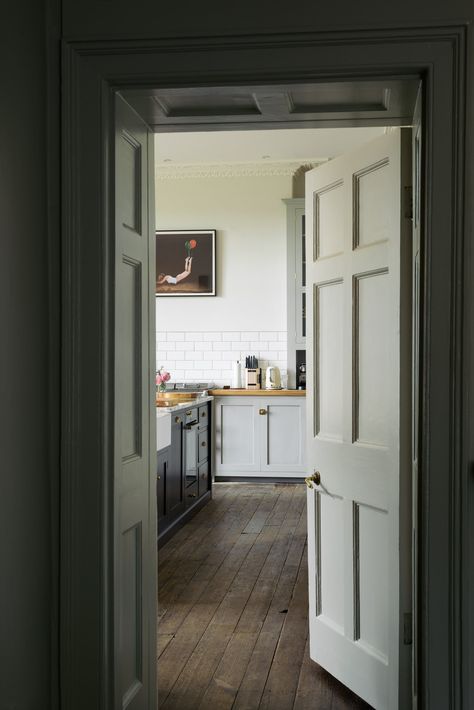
[118,76,420,709]
[61,29,468,709]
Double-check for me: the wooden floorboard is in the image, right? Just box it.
[158,483,373,710]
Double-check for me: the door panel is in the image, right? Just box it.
[215,400,260,472]
[306,130,411,710]
[261,402,306,471]
[315,280,344,440]
[114,94,156,710]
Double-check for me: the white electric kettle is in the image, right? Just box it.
[265,366,281,389]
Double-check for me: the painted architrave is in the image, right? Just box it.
[61,28,468,710]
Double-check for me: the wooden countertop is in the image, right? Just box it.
[209,388,306,397]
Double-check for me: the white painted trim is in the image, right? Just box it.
[155,159,326,179]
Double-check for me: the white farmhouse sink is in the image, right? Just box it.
[156,411,171,451]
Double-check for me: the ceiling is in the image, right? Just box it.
[123,78,419,135]
[154,126,387,166]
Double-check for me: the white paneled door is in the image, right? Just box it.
[114,95,156,709]
[305,131,412,709]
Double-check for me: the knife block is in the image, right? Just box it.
[245,368,261,390]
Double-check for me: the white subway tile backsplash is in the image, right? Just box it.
[186,370,203,379]
[233,341,249,350]
[260,351,278,359]
[180,342,194,351]
[223,351,240,360]
[156,330,287,386]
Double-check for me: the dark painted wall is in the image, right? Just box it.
[1,0,472,708]
[62,0,472,39]
[0,2,58,709]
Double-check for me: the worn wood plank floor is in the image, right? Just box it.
[158,483,372,710]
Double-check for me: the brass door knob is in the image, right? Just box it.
[201,441,206,447]
[259,408,267,415]
[157,475,161,480]
[175,416,181,424]
[305,471,321,489]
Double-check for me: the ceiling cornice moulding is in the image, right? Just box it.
[155,160,327,180]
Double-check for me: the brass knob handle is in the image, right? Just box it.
[175,416,181,424]
[186,410,192,415]
[157,475,161,480]
[259,408,267,415]
[201,411,206,417]
[305,471,321,489]
[201,441,206,447]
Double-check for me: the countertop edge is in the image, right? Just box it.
[156,395,214,413]
[209,389,306,397]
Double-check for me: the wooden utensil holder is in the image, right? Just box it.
[245,368,261,390]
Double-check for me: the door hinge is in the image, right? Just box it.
[403,185,413,220]
[403,612,413,645]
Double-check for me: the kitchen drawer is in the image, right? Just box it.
[185,480,199,506]
[198,429,208,463]
[198,460,209,496]
[198,405,209,426]
[184,406,198,424]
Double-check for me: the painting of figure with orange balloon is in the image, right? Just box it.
[155,230,216,296]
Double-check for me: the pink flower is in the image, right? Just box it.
[156,373,163,385]
[162,371,171,382]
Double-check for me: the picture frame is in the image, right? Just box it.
[155,229,216,297]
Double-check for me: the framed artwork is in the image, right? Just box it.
[155,229,216,297]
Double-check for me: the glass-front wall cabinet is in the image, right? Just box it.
[284,198,306,389]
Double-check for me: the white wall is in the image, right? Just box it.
[155,170,293,385]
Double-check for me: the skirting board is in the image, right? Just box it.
[214,476,305,484]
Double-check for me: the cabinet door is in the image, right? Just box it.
[214,397,260,474]
[260,399,306,473]
[167,415,185,516]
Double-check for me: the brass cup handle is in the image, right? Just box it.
[259,408,267,415]
[305,471,321,489]
[175,416,181,424]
